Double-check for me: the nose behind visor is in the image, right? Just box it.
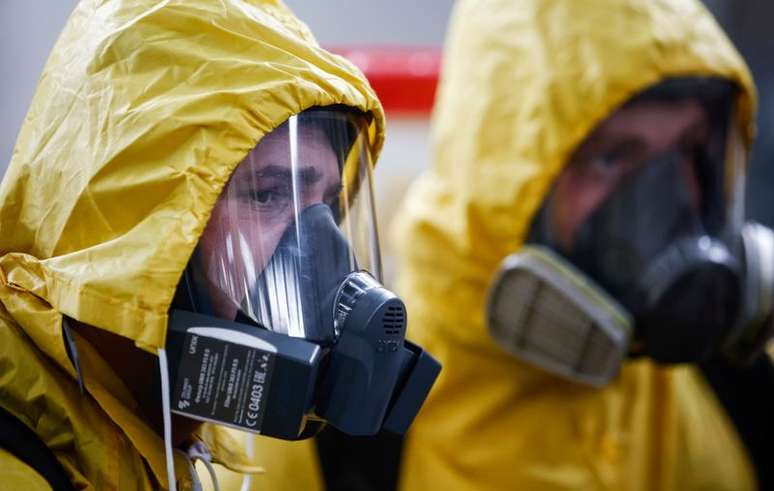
[569,150,706,299]
[243,204,354,343]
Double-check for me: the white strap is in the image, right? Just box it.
[239,433,255,491]
[158,348,178,491]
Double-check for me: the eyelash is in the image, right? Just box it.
[246,184,292,209]
[582,141,643,178]
[237,182,343,214]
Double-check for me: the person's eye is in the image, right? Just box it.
[590,154,619,171]
[590,141,643,175]
[245,185,292,211]
[576,153,620,181]
[253,189,276,204]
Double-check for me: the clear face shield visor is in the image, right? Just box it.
[185,108,381,343]
[166,108,441,443]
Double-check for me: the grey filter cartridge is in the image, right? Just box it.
[486,245,633,387]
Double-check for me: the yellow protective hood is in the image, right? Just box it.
[0,0,384,356]
[394,0,757,489]
[0,1,383,487]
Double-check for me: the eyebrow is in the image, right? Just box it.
[255,164,322,185]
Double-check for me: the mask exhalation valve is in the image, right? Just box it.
[318,271,410,434]
[333,272,406,341]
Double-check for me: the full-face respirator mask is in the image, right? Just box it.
[166,108,440,439]
[486,79,774,386]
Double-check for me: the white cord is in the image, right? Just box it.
[191,456,220,491]
[185,441,221,491]
[239,433,255,491]
[158,348,178,491]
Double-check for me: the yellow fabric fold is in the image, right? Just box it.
[0,0,384,488]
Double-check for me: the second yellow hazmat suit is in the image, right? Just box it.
[0,0,383,489]
[394,0,758,489]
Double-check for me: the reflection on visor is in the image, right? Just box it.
[243,204,357,343]
[188,108,382,341]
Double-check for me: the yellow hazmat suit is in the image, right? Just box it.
[394,0,758,489]
[0,0,384,489]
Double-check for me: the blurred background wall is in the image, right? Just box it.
[1,1,772,284]
[0,0,453,178]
